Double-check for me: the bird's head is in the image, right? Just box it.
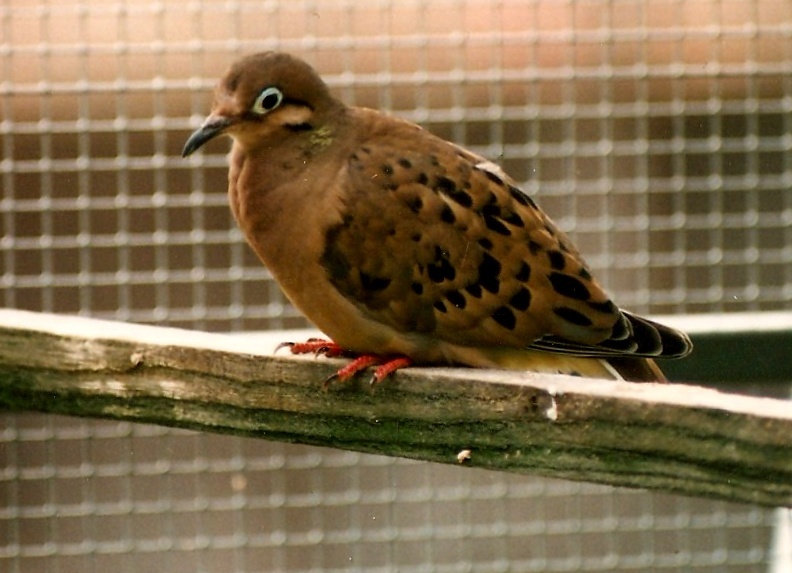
[182,52,338,157]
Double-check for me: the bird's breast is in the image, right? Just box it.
[227,142,383,344]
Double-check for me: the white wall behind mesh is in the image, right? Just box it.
[1,1,790,572]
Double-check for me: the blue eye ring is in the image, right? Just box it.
[251,86,284,115]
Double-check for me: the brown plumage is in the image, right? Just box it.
[183,51,692,382]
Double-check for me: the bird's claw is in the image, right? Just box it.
[274,341,295,354]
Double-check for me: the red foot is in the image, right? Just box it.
[332,355,382,381]
[275,338,348,357]
[371,356,413,383]
[325,354,414,388]
[275,338,412,387]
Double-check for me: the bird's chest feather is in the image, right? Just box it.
[227,144,348,291]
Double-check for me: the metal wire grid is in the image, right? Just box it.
[0,415,778,573]
[1,0,790,572]
[2,0,791,330]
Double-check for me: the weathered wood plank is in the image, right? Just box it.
[0,309,790,507]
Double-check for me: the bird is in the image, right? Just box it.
[182,51,692,384]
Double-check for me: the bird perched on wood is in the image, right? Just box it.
[182,51,692,384]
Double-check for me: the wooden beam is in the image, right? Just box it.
[0,309,790,507]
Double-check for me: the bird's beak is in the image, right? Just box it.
[182,115,236,157]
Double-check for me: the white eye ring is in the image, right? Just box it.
[251,87,283,115]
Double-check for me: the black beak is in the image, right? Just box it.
[182,116,235,157]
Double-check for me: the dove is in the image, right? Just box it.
[182,51,692,384]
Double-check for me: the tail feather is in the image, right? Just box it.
[530,311,693,360]
[622,312,692,358]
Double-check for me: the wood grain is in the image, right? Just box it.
[0,309,789,507]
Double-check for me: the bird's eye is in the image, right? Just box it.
[251,87,284,115]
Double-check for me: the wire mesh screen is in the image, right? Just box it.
[1,1,790,572]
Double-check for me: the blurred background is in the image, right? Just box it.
[1,0,791,572]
